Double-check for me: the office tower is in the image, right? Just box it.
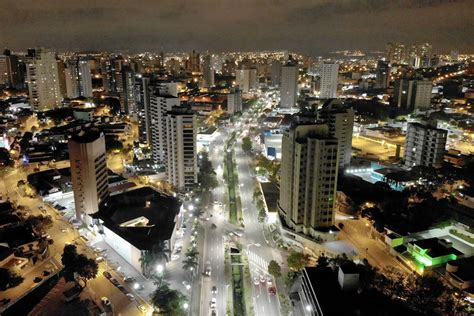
[166,106,197,192]
[235,67,257,93]
[270,60,282,87]
[319,62,339,99]
[393,79,432,111]
[0,49,21,88]
[64,58,93,98]
[227,87,242,114]
[149,82,180,164]
[202,54,215,88]
[278,115,339,237]
[68,128,109,221]
[280,56,298,108]
[26,48,62,111]
[318,99,354,168]
[404,121,447,168]
[386,42,408,64]
[101,56,123,93]
[375,60,390,89]
[186,50,201,74]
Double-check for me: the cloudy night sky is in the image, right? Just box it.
[1,0,473,54]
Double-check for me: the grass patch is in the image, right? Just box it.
[225,133,241,225]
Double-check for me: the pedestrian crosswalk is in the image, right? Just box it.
[247,250,268,272]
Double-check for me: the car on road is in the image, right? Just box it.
[33,277,43,283]
[95,256,105,263]
[266,277,273,286]
[253,277,260,286]
[210,298,217,310]
[182,281,191,290]
[268,287,276,295]
[259,275,266,283]
[126,293,135,301]
[171,254,180,261]
[204,262,212,276]
[101,297,111,306]
[233,231,243,237]
[103,271,112,279]
[211,286,218,295]
[123,276,135,283]
[110,278,120,286]
[42,270,51,277]
[137,304,147,314]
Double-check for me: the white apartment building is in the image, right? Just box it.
[68,129,109,221]
[26,48,62,110]
[280,57,298,108]
[166,107,197,192]
[320,62,339,99]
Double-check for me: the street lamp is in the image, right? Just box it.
[183,302,189,310]
[305,305,312,312]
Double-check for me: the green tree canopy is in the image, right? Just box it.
[242,137,253,153]
[287,252,310,271]
[268,260,282,277]
[151,282,187,316]
[197,151,218,192]
[0,268,24,291]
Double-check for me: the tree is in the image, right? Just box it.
[25,215,53,234]
[182,257,198,272]
[0,267,24,291]
[139,250,154,277]
[152,241,170,265]
[151,282,187,316]
[105,135,124,152]
[61,245,98,287]
[197,151,218,192]
[287,252,310,271]
[0,148,12,167]
[268,260,281,277]
[242,137,253,153]
[75,254,98,287]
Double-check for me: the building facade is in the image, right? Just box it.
[165,107,197,192]
[68,129,109,221]
[319,62,338,99]
[404,121,447,168]
[64,58,93,98]
[227,87,242,114]
[278,116,339,238]
[280,56,298,108]
[26,48,62,110]
[318,99,354,168]
[393,79,433,111]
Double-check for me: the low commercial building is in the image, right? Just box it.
[445,256,474,290]
[95,187,182,273]
[406,238,463,273]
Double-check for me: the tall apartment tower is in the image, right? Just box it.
[120,66,136,113]
[280,56,298,108]
[227,87,242,114]
[149,82,180,164]
[375,60,390,89]
[319,62,339,99]
[64,59,93,98]
[393,79,432,111]
[270,60,282,87]
[318,99,354,168]
[235,67,257,93]
[404,121,447,168]
[386,42,408,64]
[68,128,109,221]
[0,49,21,88]
[202,54,215,88]
[166,107,197,192]
[278,115,339,238]
[26,48,62,110]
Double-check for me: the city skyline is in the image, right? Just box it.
[1,0,473,54]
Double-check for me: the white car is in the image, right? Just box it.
[171,254,180,261]
[210,298,217,309]
[253,277,260,286]
[266,277,273,286]
[101,297,111,306]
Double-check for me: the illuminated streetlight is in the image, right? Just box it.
[156,264,164,274]
[183,302,189,310]
[305,305,312,312]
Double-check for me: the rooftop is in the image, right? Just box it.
[96,187,181,250]
[410,238,463,258]
[448,257,474,281]
[70,128,103,143]
[260,182,279,213]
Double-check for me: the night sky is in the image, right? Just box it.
[1,0,473,54]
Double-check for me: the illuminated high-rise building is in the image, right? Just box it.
[26,48,62,110]
[404,121,447,168]
[319,62,338,99]
[64,58,93,98]
[202,54,215,88]
[280,56,298,108]
[279,115,339,238]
